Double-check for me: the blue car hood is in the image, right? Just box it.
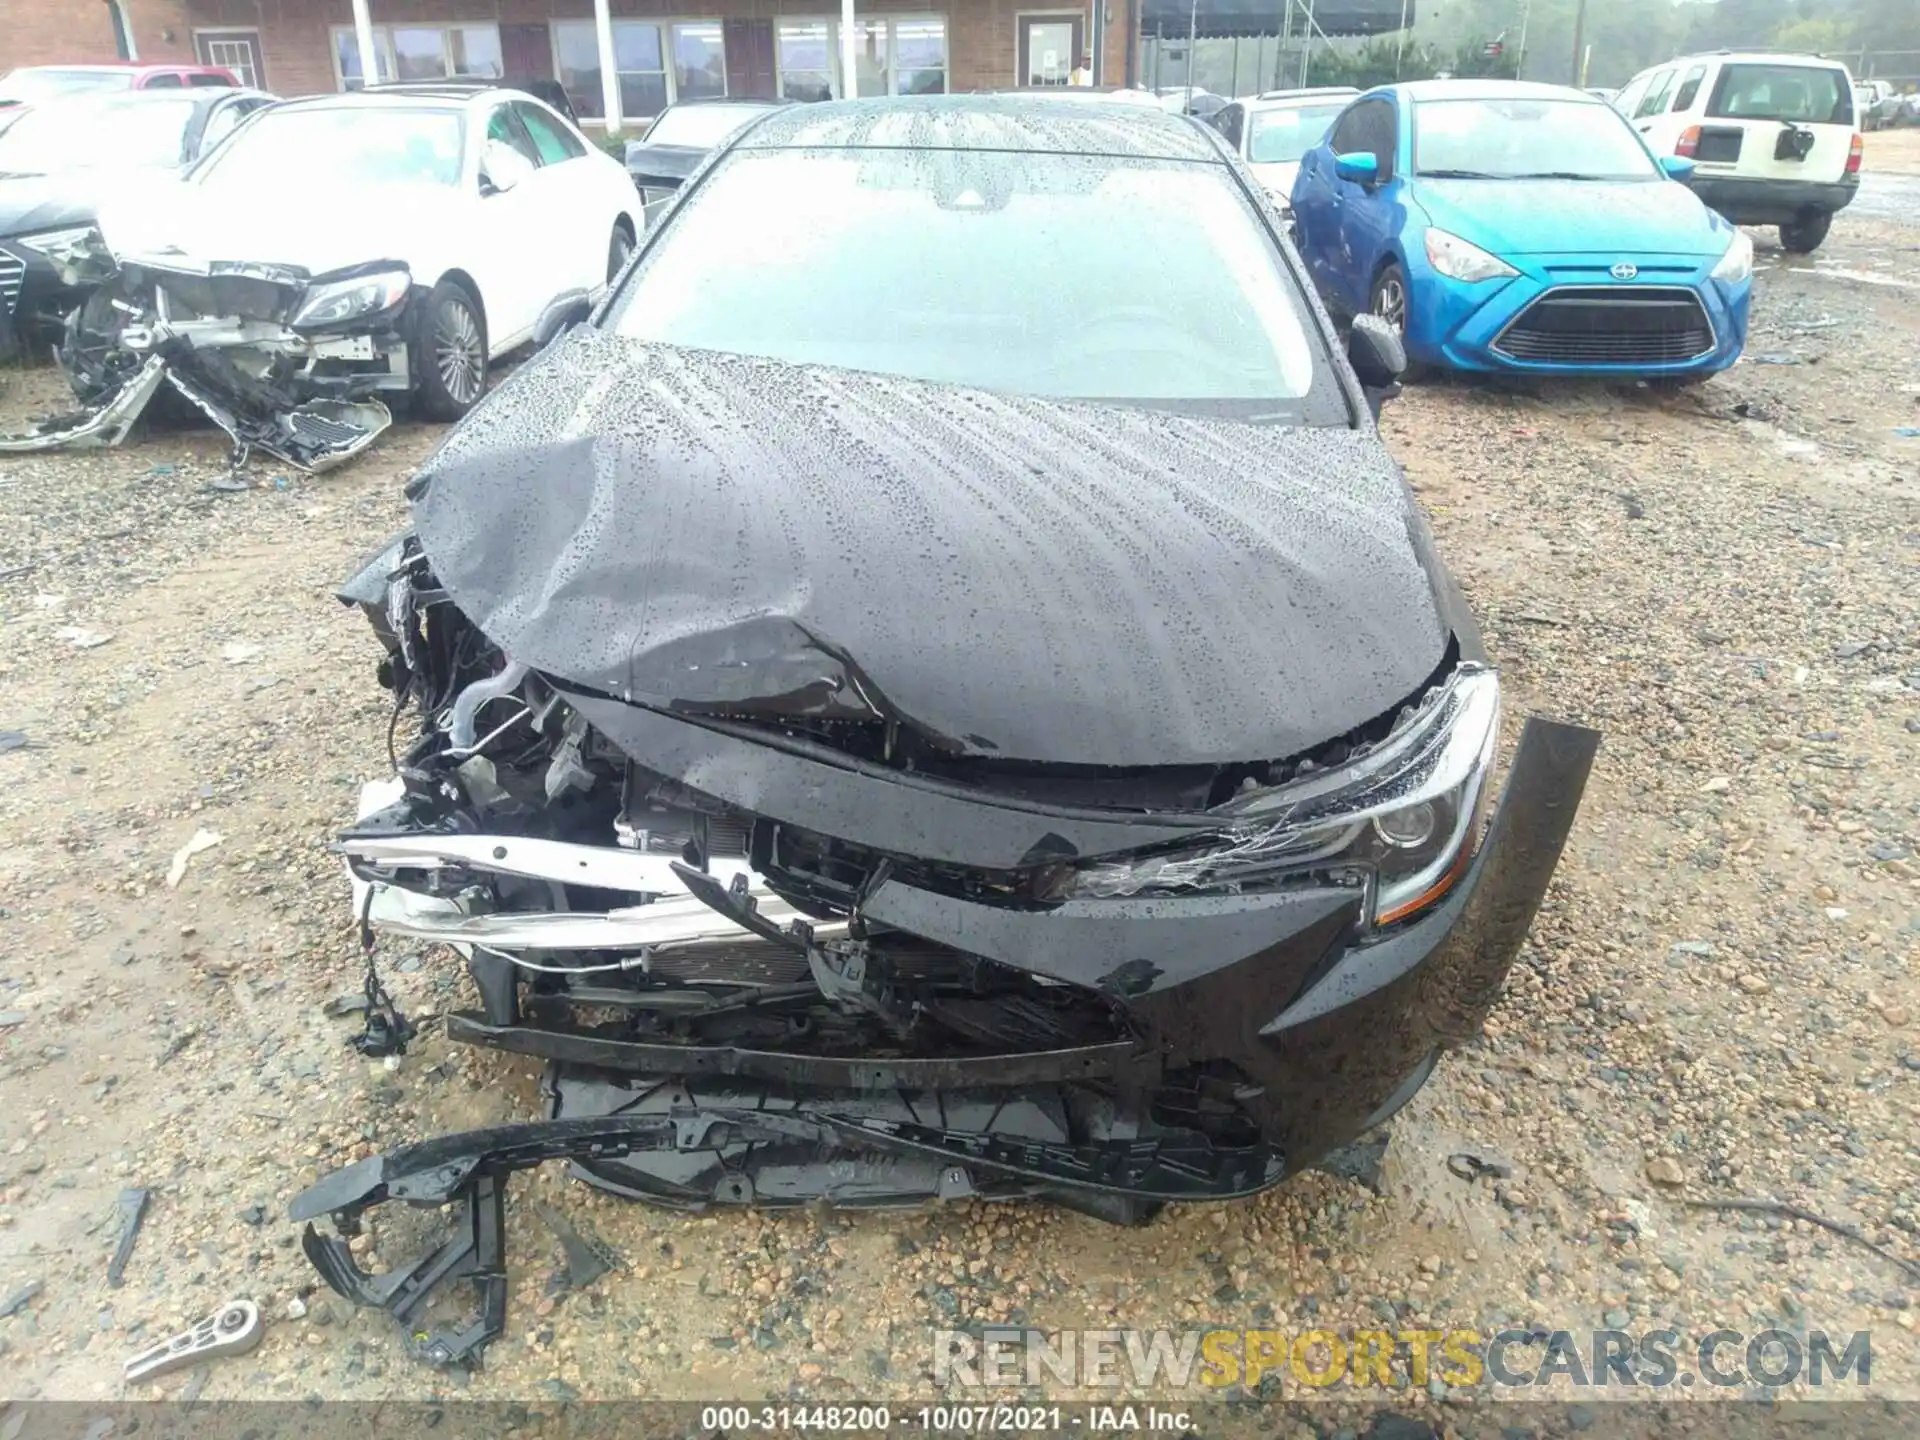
[1413,177,1731,258]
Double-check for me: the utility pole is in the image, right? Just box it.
[1395,0,1411,80]
[1515,0,1531,78]
[1568,0,1587,88]
[1184,0,1197,112]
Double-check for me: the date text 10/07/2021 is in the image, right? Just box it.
[697,1407,1195,1432]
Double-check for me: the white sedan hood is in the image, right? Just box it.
[99,180,442,278]
[1250,161,1301,207]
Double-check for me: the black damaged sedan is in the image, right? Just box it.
[299,96,1597,1368]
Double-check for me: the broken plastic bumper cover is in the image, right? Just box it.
[292,718,1597,1368]
[0,257,401,471]
[0,355,168,454]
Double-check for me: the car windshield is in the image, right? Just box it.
[1248,104,1346,163]
[643,103,775,148]
[1709,64,1852,124]
[191,105,466,192]
[0,95,198,173]
[604,146,1335,421]
[1413,96,1658,180]
[0,68,134,104]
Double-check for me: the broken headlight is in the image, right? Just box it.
[16,225,100,260]
[16,225,111,283]
[1068,665,1500,928]
[291,269,411,330]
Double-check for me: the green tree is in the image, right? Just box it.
[1769,16,1856,54]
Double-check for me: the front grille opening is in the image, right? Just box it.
[1493,287,1714,366]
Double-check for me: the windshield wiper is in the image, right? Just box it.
[1510,171,1613,180]
[1415,168,1508,179]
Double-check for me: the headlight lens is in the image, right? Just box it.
[291,269,411,330]
[1424,228,1518,283]
[1066,665,1500,929]
[1710,229,1753,284]
[15,224,102,260]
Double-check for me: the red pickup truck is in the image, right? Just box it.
[0,63,242,108]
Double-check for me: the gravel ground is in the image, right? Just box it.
[1,133,1917,1423]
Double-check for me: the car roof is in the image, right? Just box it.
[266,89,491,115]
[1245,91,1358,112]
[1665,51,1851,67]
[659,95,788,107]
[1253,87,1360,101]
[8,62,224,74]
[1387,79,1609,104]
[736,94,1221,160]
[22,86,259,110]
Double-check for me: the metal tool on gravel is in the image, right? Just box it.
[106,1187,151,1287]
[122,1299,263,1384]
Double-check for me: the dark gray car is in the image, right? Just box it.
[295,95,1597,1372]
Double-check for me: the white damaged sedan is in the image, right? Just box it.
[2,86,642,470]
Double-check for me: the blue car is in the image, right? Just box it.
[1289,80,1753,378]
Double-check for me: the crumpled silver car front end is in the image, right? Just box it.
[0,236,411,471]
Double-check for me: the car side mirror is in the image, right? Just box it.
[1348,314,1405,419]
[1658,154,1697,182]
[480,139,534,196]
[1334,151,1380,187]
[533,289,593,349]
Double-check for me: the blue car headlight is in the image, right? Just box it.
[1709,230,1753,284]
[1424,228,1518,283]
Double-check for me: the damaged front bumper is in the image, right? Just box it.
[0,245,408,472]
[289,535,1598,1368]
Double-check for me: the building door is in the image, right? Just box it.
[501,24,555,81]
[194,30,265,88]
[724,20,777,99]
[1018,14,1083,87]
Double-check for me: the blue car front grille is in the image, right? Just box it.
[1493,287,1714,366]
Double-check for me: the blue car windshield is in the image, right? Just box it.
[1413,97,1659,180]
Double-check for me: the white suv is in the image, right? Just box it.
[1616,51,1861,253]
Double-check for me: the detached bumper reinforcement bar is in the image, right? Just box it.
[445,1011,1163,1090]
[290,1107,1273,1369]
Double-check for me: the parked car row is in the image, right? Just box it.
[0,47,1872,460]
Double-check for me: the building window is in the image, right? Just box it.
[332,24,503,90]
[777,22,834,103]
[894,19,948,95]
[673,23,727,101]
[773,16,946,102]
[556,20,726,122]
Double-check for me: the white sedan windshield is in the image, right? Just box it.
[1249,104,1346,164]
[607,148,1324,413]
[0,69,135,104]
[0,96,197,173]
[193,106,465,193]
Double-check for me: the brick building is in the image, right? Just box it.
[4,0,1141,128]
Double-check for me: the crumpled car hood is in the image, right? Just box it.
[407,329,1451,767]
